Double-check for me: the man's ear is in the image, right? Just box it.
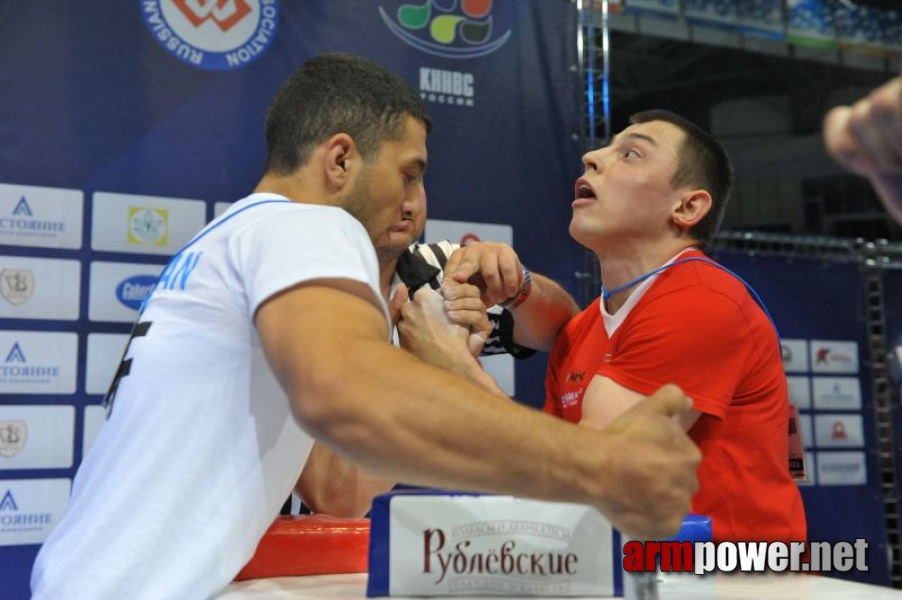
[671,189,712,229]
[323,133,356,191]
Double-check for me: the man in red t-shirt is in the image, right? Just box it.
[544,110,806,544]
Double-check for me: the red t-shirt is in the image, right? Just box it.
[544,250,807,543]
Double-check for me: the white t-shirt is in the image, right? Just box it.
[31,194,386,600]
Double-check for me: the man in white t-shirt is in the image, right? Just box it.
[31,53,701,600]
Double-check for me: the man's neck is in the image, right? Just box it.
[597,241,699,314]
[254,170,334,208]
[379,256,400,300]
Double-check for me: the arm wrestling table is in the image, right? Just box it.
[217,571,902,599]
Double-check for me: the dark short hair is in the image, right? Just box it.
[629,110,733,244]
[264,53,432,175]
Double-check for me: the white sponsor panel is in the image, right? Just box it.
[425,219,513,248]
[816,451,867,486]
[0,405,74,469]
[780,339,809,373]
[424,220,515,395]
[85,333,129,395]
[814,414,864,448]
[82,405,107,458]
[800,413,814,450]
[805,451,817,485]
[480,354,515,397]
[213,201,232,218]
[379,495,616,596]
[88,261,164,323]
[0,183,83,249]
[0,256,80,320]
[809,340,859,374]
[0,478,71,545]
[812,377,862,411]
[0,331,77,394]
[91,191,206,256]
[786,376,811,410]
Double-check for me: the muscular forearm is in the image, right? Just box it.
[295,442,395,517]
[298,339,611,504]
[508,273,579,351]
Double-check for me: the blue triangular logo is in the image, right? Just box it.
[5,343,26,363]
[0,490,18,512]
[12,197,33,217]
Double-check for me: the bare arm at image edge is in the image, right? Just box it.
[824,76,902,224]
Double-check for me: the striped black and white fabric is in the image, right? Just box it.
[393,240,536,359]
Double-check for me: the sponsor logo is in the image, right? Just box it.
[419,67,475,107]
[0,421,26,458]
[781,344,792,362]
[12,198,32,217]
[0,488,53,534]
[115,275,159,310]
[141,0,279,71]
[0,269,34,306]
[379,0,512,59]
[560,391,580,408]
[5,343,26,363]
[128,207,169,246]
[815,347,854,366]
[0,490,17,511]
[0,197,66,241]
[423,524,579,593]
[0,342,60,385]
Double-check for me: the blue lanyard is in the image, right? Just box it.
[601,256,782,344]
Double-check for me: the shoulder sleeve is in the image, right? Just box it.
[231,207,384,318]
[600,288,756,419]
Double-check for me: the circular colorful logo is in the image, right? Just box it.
[141,0,279,71]
[379,0,512,59]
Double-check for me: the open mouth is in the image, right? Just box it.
[575,179,596,200]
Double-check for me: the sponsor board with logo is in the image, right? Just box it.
[85,334,130,395]
[805,451,817,485]
[800,413,814,450]
[780,339,809,373]
[0,331,77,395]
[82,405,107,458]
[0,479,71,545]
[370,493,618,597]
[0,256,80,321]
[814,413,865,449]
[0,183,83,249]
[812,377,862,411]
[0,406,74,469]
[424,219,515,396]
[91,192,206,256]
[786,375,811,410]
[815,451,867,486]
[810,340,859,374]
[88,261,164,323]
[141,0,279,71]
